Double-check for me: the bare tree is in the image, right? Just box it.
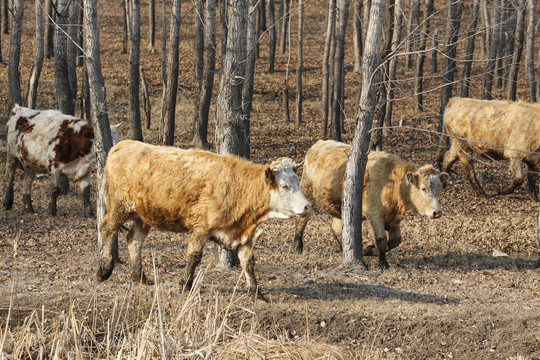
[192,0,205,145]
[296,0,304,125]
[460,0,480,98]
[161,0,181,146]
[27,0,45,109]
[353,0,363,72]
[8,0,23,108]
[321,0,336,136]
[483,0,501,100]
[330,0,348,142]
[525,0,536,101]
[44,0,54,58]
[405,0,420,70]
[267,0,276,72]
[148,0,155,50]
[341,0,385,266]
[55,0,75,115]
[68,0,80,109]
[130,0,143,141]
[415,0,434,112]
[385,0,402,127]
[193,0,216,148]
[2,0,8,34]
[279,0,289,54]
[507,0,525,101]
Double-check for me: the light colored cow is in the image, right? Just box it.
[295,140,449,269]
[97,140,312,299]
[437,97,540,199]
[4,105,96,217]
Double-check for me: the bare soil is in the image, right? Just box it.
[1,0,539,358]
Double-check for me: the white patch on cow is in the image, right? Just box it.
[268,159,312,218]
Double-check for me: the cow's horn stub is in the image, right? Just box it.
[269,157,295,172]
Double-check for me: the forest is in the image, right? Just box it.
[0,0,539,358]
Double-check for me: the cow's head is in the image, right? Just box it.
[405,165,449,219]
[265,157,312,219]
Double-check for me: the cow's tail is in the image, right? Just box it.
[99,169,110,217]
[435,122,449,170]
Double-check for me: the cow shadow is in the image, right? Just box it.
[274,281,458,305]
[397,251,539,272]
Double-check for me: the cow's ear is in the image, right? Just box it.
[265,167,276,184]
[406,172,419,186]
[440,172,450,187]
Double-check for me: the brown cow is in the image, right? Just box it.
[4,105,96,217]
[295,140,449,269]
[97,140,312,299]
[437,97,540,199]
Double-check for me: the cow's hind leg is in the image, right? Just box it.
[369,218,390,269]
[294,213,311,253]
[526,162,539,201]
[22,169,36,213]
[457,149,487,196]
[497,157,525,196]
[182,233,207,291]
[330,217,343,252]
[4,156,19,210]
[97,208,129,281]
[78,173,93,217]
[238,230,265,301]
[127,217,151,284]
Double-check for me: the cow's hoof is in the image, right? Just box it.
[97,259,114,281]
[378,259,390,270]
[363,245,377,256]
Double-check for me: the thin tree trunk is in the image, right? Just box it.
[27,0,45,109]
[507,0,525,101]
[503,1,516,91]
[77,3,84,66]
[431,28,438,72]
[460,0,480,98]
[83,0,114,255]
[55,0,75,115]
[243,0,257,119]
[161,0,181,146]
[44,0,54,58]
[220,0,228,67]
[296,0,303,125]
[438,0,463,134]
[279,0,289,54]
[148,0,155,50]
[122,0,130,54]
[8,0,23,108]
[161,0,167,83]
[495,0,507,89]
[406,0,420,70]
[484,0,501,100]
[321,0,336,136]
[130,0,143,141]
[525,0,536,101]
[67,0,79,109]
[2,0,8,34]
[330,0,348,142]
[267,0,276,72]
[385,0,402,127]
[141,66,151,129]
[192,0,204,145]
[342,0,385,267]
[353,0,363,72]
[415,0,433,112]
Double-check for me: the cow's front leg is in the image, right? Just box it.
[183,233,207,292]
[238,230,265,301]
[370,218,390,269]
[331,217,343,252]
[79,175,93,218]
[4,156,18,210]
[22,169,36,213]
[97,209,128,281]
[498,157,524,196]
[126,218,151,284]
[294,213,311,253]
[387,225,402,251]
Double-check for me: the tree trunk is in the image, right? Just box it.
[330,0,348,142]
[385,0,402,127]
[415,0,433,112]
[438,0,463,135]
[122,0,130,54]
[507,0,525,101]
[8,0,23,108]
[430,28,438,72]
[67,0,79,109]
[321,0,336,136]
[495,0,507,89]
[148,0,155,50]
[26,0,45,109]
[525,0,536,101]
[220,0,228,67]
[242,0,257,119]
[192,0,204,144]
[460,0,480,98]
[161,0,181,146]
[55,0,75,115]
[267,0,276,72]
[193,0,216,148]
[83,0,114,256]
[353,0,363,72]
[2,0,8,34]
[341,0,385,267]
[296,0,303,125]
[503,1,517,91]
[44,0,54,58]
[279,0,289,54]
[140,66,151,129]
[405,0,420,70]
[77,4,84,66]
[483,0,501,100]
[216,0,249,268]
[130,0,143,141]
[161,0,167,83]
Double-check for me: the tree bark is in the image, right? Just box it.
[385,0,402,127]
[122,0,130,54]
[192,0,204,144]
[161,0,167,83]
[460,0,480,98]
[414,0,433,112]
[267,0,276,72]
[27,0,45,109]
[296,0,304,125]
[140,66,151,129]
[321,0,336,136]
[55,0,75,115]
[67,0,79,109]
[148,0,155,50]
[353,0,363,72]
[342,0,385,267]
[2,0,8,34]
[279,0,289,54]
[405,0,420,70]
[507,0,525,101]
[483,0,501,100]
[525,0,536,101]
[438,0,462,135]
[83,0,114,255]
[44,0,54,58]
[130,0,143,141]
[161,0,181,146]
[8,0,23,108]
[502,1,517,91]
[330,0,348,142]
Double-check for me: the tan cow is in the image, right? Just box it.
[97,140,312,299]
[295,140,449,269]
[437,97,540,199]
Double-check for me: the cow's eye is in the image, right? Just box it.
[421,186,428,193]
[280,184,289,190]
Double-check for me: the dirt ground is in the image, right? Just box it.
[1,0,540,358]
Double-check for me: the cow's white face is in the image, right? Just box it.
[406,165,449,219]
[267,158,312,219]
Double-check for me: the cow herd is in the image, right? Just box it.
[3,98,540,299]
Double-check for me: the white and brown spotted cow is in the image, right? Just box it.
[4,105,96,217]
[437,97,540,199]
[295,140,449,269]
[97,140,312,299]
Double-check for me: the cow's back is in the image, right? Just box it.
[104,140,270,232]
[444,98,540,159]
